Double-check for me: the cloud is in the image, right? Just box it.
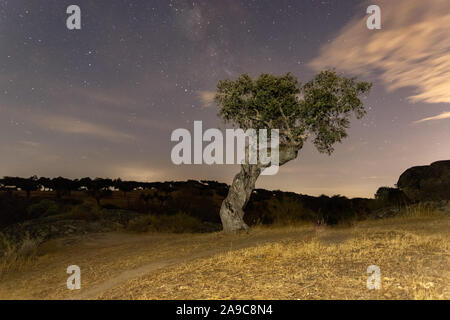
[33,115,134,142]
[20,140,40,148]
[414,111,450,124]
[197,90,216,108]
[80,90,137,108]
[309,0,450,104]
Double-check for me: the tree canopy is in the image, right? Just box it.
[215,70,372,155]
[215,70,372,231]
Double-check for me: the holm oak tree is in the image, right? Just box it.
[215,70,372,232]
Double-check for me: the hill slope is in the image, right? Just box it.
[1,213,448,300]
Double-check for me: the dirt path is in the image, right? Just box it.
[3,217,447,300]
[69,229,317,300]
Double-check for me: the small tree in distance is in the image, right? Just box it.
[215,70,372,232]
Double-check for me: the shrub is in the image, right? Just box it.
[127,212,207,233]
[375,187,409,207]
[65,202,103,221]
[0,233,41,276]
[264,196,316,225]
[27,199,60,219]
[0,194,30,229]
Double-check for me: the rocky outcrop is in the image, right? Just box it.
[397,160,450,202]
[422,200,450,215]
[1,209,140,243]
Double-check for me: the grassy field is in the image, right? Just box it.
[0,211,449,300]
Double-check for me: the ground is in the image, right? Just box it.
[0,214,449,300]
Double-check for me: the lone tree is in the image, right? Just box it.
[215,70,372,232]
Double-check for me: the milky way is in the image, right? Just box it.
[0,0,449,198]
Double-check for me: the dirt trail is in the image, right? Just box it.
[3,217,446,300]
[69,229,317,300]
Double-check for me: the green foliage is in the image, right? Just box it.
[245,191,371,226]
[215,70,372,154]
[375,187,409,207]
[139,189,171,213]
[27,199,60,219]
[301,71,372,154]
[0,176,39,198]
[127,212,208,234]
[265,196,316,225]
[65,202,103,221]
[0,232,40,276]
[0,193,31,229]
[216,73,301,132]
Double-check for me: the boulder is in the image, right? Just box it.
[397,160,450,201]
[1,209,141,243]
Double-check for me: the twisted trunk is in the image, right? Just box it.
[219,164,261,232]
[219,145,300,232]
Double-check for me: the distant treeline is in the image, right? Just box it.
[0,177,226,229]
[0,176,409,231]
[0,176,180,198]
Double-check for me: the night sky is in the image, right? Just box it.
[1,0,449,198]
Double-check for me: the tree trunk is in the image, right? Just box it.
[219,164,261,232]
[219,145,300,233]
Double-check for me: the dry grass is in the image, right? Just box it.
[0,230,281,299]
[0,212,449,300]
[101,215,450,300]
[0,234,41,277]
[126,212,208,233]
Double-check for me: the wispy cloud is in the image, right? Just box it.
[33,115,134,142]
[414,111,450,124]
[197,90,216,108]
[80,90,137,108]
[20,140,40,148]
[310,0,450,104]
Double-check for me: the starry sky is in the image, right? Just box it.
[1,0,449,198]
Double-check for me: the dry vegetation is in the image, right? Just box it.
[0,209,449,300]
[0,233,41,276]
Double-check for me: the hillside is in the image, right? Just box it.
[0,211,448,300]
[1,161,449,300]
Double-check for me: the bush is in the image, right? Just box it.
[27,199,60,219]
[255,196,316,226]
[0,233,41,276]
[65,202,103,221]
[0,194,30,229]
[127,212,207,233]
[375,187,409,207]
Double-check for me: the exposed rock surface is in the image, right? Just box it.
[371,200,450,219]
[423,200,450,215]
[1,209,140,243]
[397,160,450,201]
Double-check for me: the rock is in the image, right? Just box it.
[423,200,450,215]
[1,209,143,243]
[373,207,402,219]
[397,160,450,202]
